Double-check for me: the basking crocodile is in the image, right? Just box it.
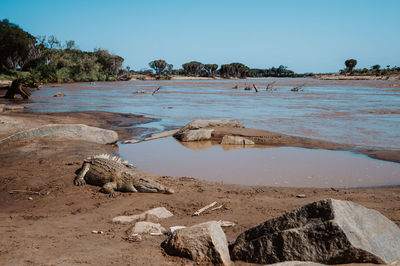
[74,154,174,197]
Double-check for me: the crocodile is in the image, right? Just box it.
[74,154,174,197]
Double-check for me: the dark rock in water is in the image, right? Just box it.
[162,221,231,265]
[230,198,400,265]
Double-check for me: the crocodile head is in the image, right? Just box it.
[134,177,174,194]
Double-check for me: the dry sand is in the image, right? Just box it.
[0,109,399,265]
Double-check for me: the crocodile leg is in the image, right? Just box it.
[101,181,118,197]
[74,163,90,186]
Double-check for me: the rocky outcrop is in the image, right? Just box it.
[0,124,118,144]
[230,199,400,265]
[221,135,255,145]
[162,221,231,265]
[174,119,244,142]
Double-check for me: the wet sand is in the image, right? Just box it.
[0,109,400,265]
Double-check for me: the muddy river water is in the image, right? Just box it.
[27,78,400,187]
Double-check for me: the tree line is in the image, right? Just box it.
[340,59,399,76]
[1,18,298,83]
[145,59,295,79]
[0,19,124,83]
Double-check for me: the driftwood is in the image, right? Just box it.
[291,83,305,92]
[152,86,162,95]
[210,204,225,211]
[266,81,276,91]
[253,84,258,92]
[192,201,217,216]
[5,80,32,99]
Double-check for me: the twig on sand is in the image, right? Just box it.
[8,190,40,195]
[152,86,162,95]
[210,204,225,212]
[192,201,217,216]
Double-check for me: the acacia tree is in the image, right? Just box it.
[182,61,203,76]
[149,59,167,75]
[220,63,249,78]
[204,64,218,77]
[345,59,357,73]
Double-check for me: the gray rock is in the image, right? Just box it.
[112,207,173,224]
[230,198,400,264]
[174,119,244,142]
[0,124,118,144]
[177,129,214,142]
[162,221,231,265]
[129,221,166,234]
[221,135,254,145]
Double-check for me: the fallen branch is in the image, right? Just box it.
[192,201,217,216]
[152,86,162,96]
[8,190,40,195]
[266,81,276,91]
[210,204,224,212]
[253,84,258,92]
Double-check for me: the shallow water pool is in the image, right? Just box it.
[119,137,400,188]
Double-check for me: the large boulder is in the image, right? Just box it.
[162,221,231,266]
[174,119,244,142]
[0,124,118,144]
[230,199,400,265]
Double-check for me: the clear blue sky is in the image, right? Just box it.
[1,0,399,73]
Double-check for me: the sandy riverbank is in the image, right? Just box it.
[0,109,399,265]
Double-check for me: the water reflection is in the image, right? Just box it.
[119,137,400,188]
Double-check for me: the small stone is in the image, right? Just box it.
[296,194,306,198]
[91,230,104,234]
[125,233,142,242]
[129,221,166,235]
[28,197,33,200]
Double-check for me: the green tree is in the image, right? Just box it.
[371,65,380,70]
[0,19,39,70]
[204,64,218,77]
[149,59,167,75]
[182,61,203,76]
[65,40,77,50]
[345,59,357,73]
